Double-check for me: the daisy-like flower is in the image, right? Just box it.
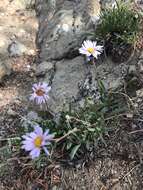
[21,125,54,159]
[30,82,51,105]
[79,40,103,60]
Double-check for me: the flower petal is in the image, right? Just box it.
[34,125,43,135]
[43,147,49,156]
[22,142,35,151]
[96,45,103,52]
[79,40,103,60]
[79,47,91,56]
[29,132,37,139]
[30,82,51,105]
[44,134,54,141]
[30,148,40,159]
[43,129,49,136]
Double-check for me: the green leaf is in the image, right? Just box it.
[96,127,102,132]
[87,128,96,132]
[66,142,72,150]
[70,144,81,160]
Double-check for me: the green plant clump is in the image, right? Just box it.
[95,1,140,62]
[96,2,140,45]
[42,82,129,160]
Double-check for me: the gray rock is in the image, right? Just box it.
[27,111,41,121]
[8,41,27,57]
[139,51,143,59]
[21,111,42,129]
[44,58,128,113]
[136,88,143,97]
[7,108,17,116]
[36,61,54,77]
[137,59,143,74]
[10,0,35,10]
[128,65,137,75]
[135,0,143,10]
[100,0,116,8]
[51,186,63,190]
[36,0,101,61]
[94,61,128,90]
[0,61,11,81]
[35,0,102,112]
[48,56,85,112]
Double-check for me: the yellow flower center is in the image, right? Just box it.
[34,136,43,148]
[87,47,94,54]
[36,88,45,96]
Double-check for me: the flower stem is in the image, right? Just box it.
[44,98,55,117]
[53,128,79,143]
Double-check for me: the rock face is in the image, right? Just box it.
[35,0,138,113]
[10,0,35,9]
[0,61,11,82]
[48,57,85,112]
[35,0,102,112]
[36,0,101,61]
[37,0,100,60]
[8,41,28,57]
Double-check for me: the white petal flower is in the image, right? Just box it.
[79,40,103,59]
